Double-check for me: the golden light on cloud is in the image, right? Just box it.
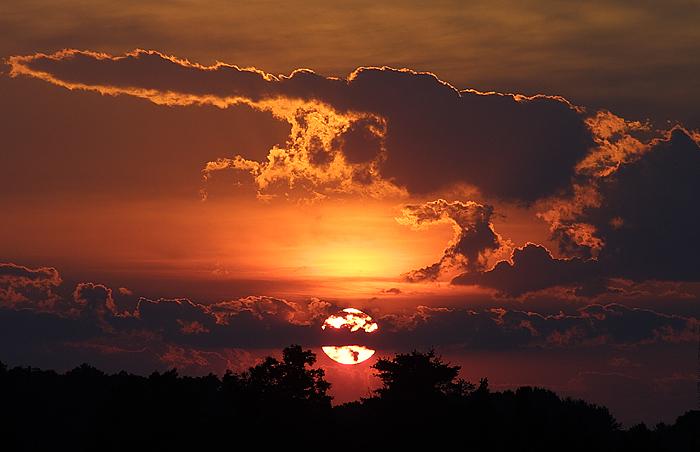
[322,308,378,364]
[7,49,404,202]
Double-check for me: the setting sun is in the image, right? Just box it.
[1,1,698,444]
[321,345,376,365]
[322,308,378,364]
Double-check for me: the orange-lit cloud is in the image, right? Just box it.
[576,110,651,177]
[397,199,510,281]
[7,48,700,300]
[8,49,595,203]
[8,50,399,201]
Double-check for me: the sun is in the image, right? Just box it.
[321,308,378,365]
[321,345,375,365]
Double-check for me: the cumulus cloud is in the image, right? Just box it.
[73,282,118,318]
[539,127,700,283]
[8,49,594,203]
[7,49,700,296]
[447,118,700,297]
[397,199,507,281]
[453,243,604,298]
[0,262,62,309]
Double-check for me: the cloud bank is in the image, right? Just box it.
[9,49,593,203]
[1,262,696,373]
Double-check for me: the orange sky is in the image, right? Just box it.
[1,0,699,427]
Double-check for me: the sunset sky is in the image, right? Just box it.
[1,0,699,426]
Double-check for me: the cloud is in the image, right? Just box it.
[209,295,331,326]
[0,262,62,309]
[582,129,700,282]
[16,49,698,294]
[375,303,697,350]
[453,243,604,297]
[448,120,700,298]
[397,199,507,281]
[8,49,594,203]
[121,295,337,350]
[540,127,700,283]
[0,262,61,284]
[73,282,118,319]
[575,110,652,178]
[2,261,695,374]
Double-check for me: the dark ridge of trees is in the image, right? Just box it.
[1,347,698,451]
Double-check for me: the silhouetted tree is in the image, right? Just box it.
[235,344,332,426]
[1,348,699,450]
[245,344,331,403]
[335,349,623,450]
[372,348,473,402]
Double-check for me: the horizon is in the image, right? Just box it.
[1,0,699,433]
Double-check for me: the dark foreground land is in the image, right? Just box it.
[1,346,698,451]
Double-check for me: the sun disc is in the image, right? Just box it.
[321,308,378,364]
[322,345,375,364]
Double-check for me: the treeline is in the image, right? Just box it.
[1,346,697,451]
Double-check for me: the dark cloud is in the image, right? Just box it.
[452,126,700,297]
[586,129,700,281]
[2,262,695,373]
[453,243,605,297]
[9,49,595,203]
[0,262,61,309]
[0,262,61,283]
[375,303,697,350]
[398,199,504,281]
[127,295,332,349]
[0,308,103,364]
[537,128,700,285]
[342,71,593,202]
[73,282,117,318]
[332,116,385,163]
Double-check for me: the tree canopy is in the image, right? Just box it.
[0,346,698,451]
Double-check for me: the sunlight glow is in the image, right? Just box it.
[322,345,376,365]
[322,308,379,332]
[322,308,378,364]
